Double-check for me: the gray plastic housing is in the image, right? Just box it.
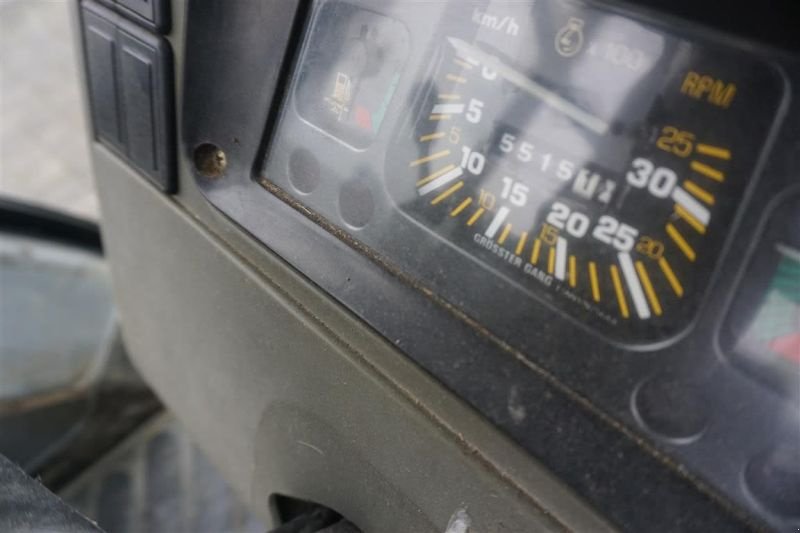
[71,0,612,531]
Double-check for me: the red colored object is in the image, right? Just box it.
[354,105,372,130]
[769,332,800,363]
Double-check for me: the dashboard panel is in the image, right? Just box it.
[187,0,800,530]
[259,0,795,355]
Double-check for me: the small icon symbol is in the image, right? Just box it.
[325,71,353,121]
[555,17,585,58]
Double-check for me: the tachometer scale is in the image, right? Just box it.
[385,4,783,344]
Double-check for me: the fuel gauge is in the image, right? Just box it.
[294,3,409,149]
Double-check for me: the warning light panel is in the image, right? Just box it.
[294,3,409,149]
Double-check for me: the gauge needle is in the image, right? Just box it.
[448,38,610,135]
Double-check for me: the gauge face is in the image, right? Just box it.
[724,194,800,396]
[385,2,783,344]
[295,2,410,149]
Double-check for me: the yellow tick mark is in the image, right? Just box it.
[684,180,715,205]
[695,144,731,160]
[547,247,555,275]
[674,204,707,234]
[450,197,472,217]
[691,160,725,182]
[417,164,456,186]
[635,261,662,316]
[419,132,445,142]
[666,223,696,262]
[453,58,473,69]
[610,265,630,319]
[530,239,542,265]
[446,74,467,83]
[429,114,451,121]
[409,150,450,168]
[498,224,512,245]
[589,261,600,302]
[466,207,485,226]
[515,232,528,256]
[438,94,460,100]
[659,257,684,298]
[569,255,577,288]
[431,181,464,205]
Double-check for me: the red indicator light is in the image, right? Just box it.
[770,333,800,363]
[355,105,372,131]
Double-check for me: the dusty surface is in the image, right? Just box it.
[0,0,98,220]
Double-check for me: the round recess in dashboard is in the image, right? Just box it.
[744,444,800,518]
[289,148,321,194]
[631,374,707,444]
[339,178,375,229]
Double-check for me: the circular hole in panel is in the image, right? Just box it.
[744,444,800,518]
[631,374,708,444]
[339,179,374,229]
[288,148,321,194]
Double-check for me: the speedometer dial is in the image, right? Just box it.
[386,3,783,344]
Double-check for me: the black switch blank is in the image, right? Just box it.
[84,10,122,149]
[119,32,159,176]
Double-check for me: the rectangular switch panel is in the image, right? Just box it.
[81,1,175,192]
